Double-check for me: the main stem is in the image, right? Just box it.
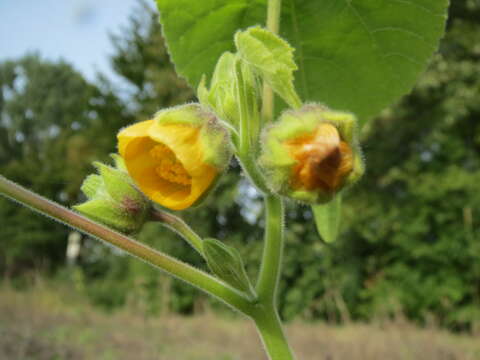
[256,195,284,304]
[254,306,294,360]
[252,0,296,358]
[255,195,295,360]
[0,175,253,314]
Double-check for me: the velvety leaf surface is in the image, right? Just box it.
[156,0,448,123]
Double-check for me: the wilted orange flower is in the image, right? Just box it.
[259,104,364,204]
[287,123,353,193]
[117,118,218,210]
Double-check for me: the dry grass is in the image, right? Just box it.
[1,283,479,360]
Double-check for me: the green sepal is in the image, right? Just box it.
[312,194,342,243]
[198,51,260,143]
[235,26,301,109]
[155,103,233,170]
[75,159,150,234]
[93,162,142,204]
[110,153,128,172]
[198,52,240,127]
[199,120,232,170]
[80,174,103,199]
[203,238,256,299]
[73,199,140,234]
[154,103,205,127]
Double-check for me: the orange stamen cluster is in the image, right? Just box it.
[288,123,353,192]
[150,144,192,186]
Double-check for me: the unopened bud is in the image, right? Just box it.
[74,159,150,234]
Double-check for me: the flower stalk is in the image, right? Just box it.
[150,209,204,256]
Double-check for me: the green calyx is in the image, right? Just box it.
[154,103,233,171]
[259,103,365,204]
[198,51,261,152]
[74,155,150,234]
[198,52,242,127]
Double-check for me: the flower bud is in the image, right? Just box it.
[259,104,364,204]
[74,159,150,234]
[117,104,232,210]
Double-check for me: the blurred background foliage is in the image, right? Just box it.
[0,0,479,332]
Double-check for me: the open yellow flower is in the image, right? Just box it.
[117,104,230,210]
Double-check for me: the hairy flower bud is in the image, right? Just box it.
[117,104,232,210]
[259,104,364,204]
[74,158,150,234]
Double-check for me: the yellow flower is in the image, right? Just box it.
[117,105,230,210]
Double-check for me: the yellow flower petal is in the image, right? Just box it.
[148,122,205,176]
[118,120,154,157]
[117,118,219,210]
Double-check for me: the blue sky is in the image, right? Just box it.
[0,0,145,81]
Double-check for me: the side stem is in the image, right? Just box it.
[151,209,204,256]
[0,175,253,314]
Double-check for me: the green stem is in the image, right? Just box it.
[0,175,253,314]
[261,0,282,123]
[151,209,204,256]
[256,195,284,305]
[251,1,296,358]
[253,307,295,360]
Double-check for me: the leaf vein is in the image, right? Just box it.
[289,0,309,100]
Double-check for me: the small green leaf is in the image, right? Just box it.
[203,238,256,298]
[312,194,342,243]
[235,27,301,109]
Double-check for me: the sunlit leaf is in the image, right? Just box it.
[156,0,449,123]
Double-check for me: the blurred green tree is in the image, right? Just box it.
[0,54,133,276]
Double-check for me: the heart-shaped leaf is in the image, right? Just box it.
[156,0,448,124]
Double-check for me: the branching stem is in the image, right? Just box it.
[0,175,253,315]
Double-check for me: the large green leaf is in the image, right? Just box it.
[156,0,448,124]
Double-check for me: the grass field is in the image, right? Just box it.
[1,282,479,360]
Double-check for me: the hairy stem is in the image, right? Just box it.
[151,209,204,256]
[256,195,284,305]
[0,175,253,314]
[253,306,295,360]
[252,1,296,359]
